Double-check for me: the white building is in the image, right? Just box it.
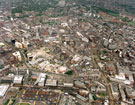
[45,79,57,86]
[38,77,46,86]
[0,84,9,97]
[104,100,109,105]
[63,83,73,87]
[34,73,46,86]
[121,102,128,105]
[15,42,23,49]
[12,51,22,61]
[115,72,125,80]
[13,75,23,84]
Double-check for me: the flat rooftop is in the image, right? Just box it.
[14,75,23,81]
[0,84,9,97]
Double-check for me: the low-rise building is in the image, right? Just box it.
[76,94,88,101]
[63,83,73,87]
[74,81,86,88]
[13,75,23,85]
[119,85,126,102]
[110,82,119,99]
[45,79,57,86]
[88,69,101,80]
[38,77,46,86]
[125,86,135,99]
[12,51,22,61]
[15,42,23,49]
[0,84,9,97]
[34,73,46,86]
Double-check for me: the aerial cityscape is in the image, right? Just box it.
[0,0,135,105]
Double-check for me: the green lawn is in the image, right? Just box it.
[17,103,30,105]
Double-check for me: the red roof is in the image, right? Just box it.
[41,32,49,36]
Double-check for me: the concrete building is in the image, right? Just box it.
[119,84,126,102]
[22,38,30,49]
[116,63,134,87]
[15,42,23,49]
[76,94,88,101]
[59,94,76,105]
[12,51,22,61]
[34,73,46,86]
[121,102,128,105]
[38,77,46,86]
[110,83,119,99]
[63,83,73,87]
[79,89,89,97]
[13,75,23,85]
[45,79,57,86]
[74,81,86,88]
[125,87,135,99]
[88,69,101,80]
[0,84,9,97]
[96,84,106,93]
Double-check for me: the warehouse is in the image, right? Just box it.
[0,84,9,97]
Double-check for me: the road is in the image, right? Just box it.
[93,57,115,105]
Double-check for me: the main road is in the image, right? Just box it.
[93,57,115,105]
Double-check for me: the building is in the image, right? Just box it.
[125,86,135,99]
[38,77,46,86]
[15,42,23,49]
[119,85,126,102]
[121,102,128,105]
[13,75,23,85]
[63,83,73,87]
[58,66,67,74]
[0,84,9,97]
[74,81,86,88]
[110,82,119,99]
[91,86,96,92]
[34,73,46,86]
[76,94,88,101]
[116,63,134,87]
[12,51,22,61]
[87,69,101,80]
[45,79,57,86]
[96,84,106,93]
[78,89,89,97]
[22,38,30,49]
[104,100,109,105]
[59,94,76,105]
[111,67,134,87]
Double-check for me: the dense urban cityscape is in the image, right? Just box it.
[0,0,135,105]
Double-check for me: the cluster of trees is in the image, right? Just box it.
[12,0,58,14]
[65,70,74,75]
[75,0,135,14]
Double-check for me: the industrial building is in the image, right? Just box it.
[34,73,46,86]
[0,84,9,97]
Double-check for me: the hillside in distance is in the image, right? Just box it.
[9,0,135,15]
[88,0,135,14]
[76,0,135,14]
